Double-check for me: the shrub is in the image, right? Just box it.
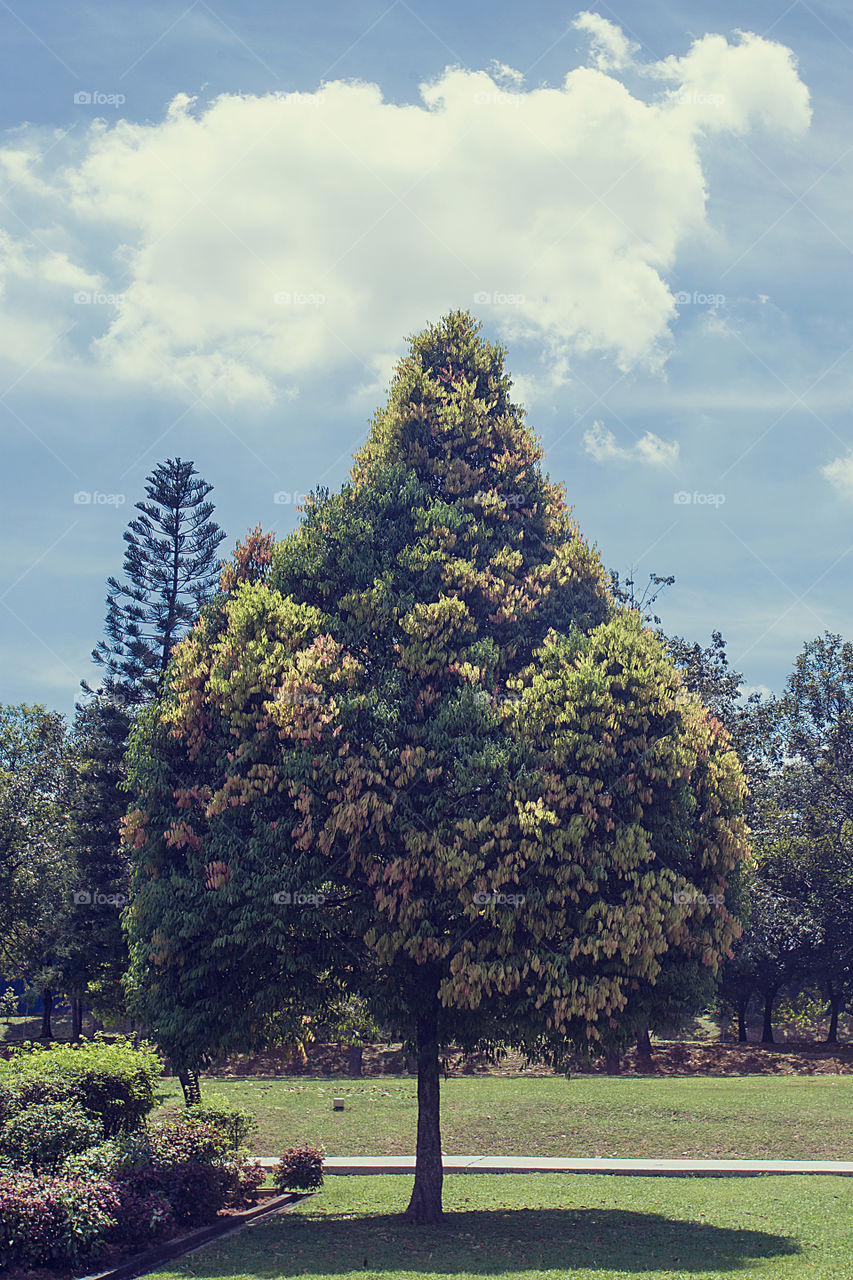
[63,1114,263,1227]
[0,1169,119,1268]
[1,1101,104,1172]
[61,1133,146,1180]
[272,1146,324,1191]
[0,1035,161,1136]
[0,1116,265,1273]
[109,1184,177,1250]
[0,1074,80,1119]
[141,1116,231,1223]
[186,1095,259,1151]
[225,1151,265,1205]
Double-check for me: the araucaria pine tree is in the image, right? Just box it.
[92,458,226,706]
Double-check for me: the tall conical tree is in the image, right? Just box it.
[124,313,748,1224]
[92,458,226,707]
[60,692,133,1035]
[74,459,225,1038]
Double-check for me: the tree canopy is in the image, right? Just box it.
[124,312,749,1222]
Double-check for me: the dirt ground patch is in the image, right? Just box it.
[206,1039,853,1078]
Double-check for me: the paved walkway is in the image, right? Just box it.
[256,1155,853,1176]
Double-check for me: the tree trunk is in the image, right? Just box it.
[761,991,775,1044]
[347,1043,363,1077]
[825,985,841,1045]
[636,1026,653,1069]
[40,988,53,1039]
[71,990,83,1040]
[178,1069,202,1106]
[404,994,443,1224]
[604,1050,621,1075]
[737,1000,748,1043]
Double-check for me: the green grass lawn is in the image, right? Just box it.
[153,1173,853,1279]
[0,1013,74,1041]
[154,1074,853,1160]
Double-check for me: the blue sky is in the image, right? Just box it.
[1,0,852,717]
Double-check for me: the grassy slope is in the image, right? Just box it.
[154,1074,853,1160]
[154,1173,853,1280]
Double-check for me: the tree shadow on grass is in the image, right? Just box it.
[230,1207,799,1275]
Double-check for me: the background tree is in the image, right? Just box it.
[609,568,675,627]
[775,634,853,1039]
[72,459,227,1041]
[797,819,853,1042]
[609,627,752,1064]
[124,312,749,1223]
[0,704,72,1036]
[716,636,853,1045]
[666,631,746,733]
[92,457,226,707]
[739,871,815,1043]
[716,916,758,1042]
[59,693,133,1036]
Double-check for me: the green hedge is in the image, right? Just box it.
[0,1034,161,1136]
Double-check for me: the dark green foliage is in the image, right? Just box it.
[780,634,853,1036]
[61,692,132,1025]
[0,704,72,988]
[716,633,853,1042]
[92,457,226,707]
[1,1101,103,1173]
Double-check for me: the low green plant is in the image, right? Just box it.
[1,1101,104,1173]
[187,1094,259,1151]
[775,988,829,1037]
[63,1114,264,1225]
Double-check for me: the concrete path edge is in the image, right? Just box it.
[254,1155,853,1177]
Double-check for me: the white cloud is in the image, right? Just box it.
[649,30,812,135]
[740,682,775,701]
[573,12,639,72]
[0,228,102,368]
[583,420,679,468]
[0,21,811,405]
[489,60,524,86]
[822,453,853,496]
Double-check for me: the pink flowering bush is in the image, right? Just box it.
[0,1170,119,1268]
[0,1098,266,1268]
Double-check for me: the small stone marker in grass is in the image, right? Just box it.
[333,1097,345,1110]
